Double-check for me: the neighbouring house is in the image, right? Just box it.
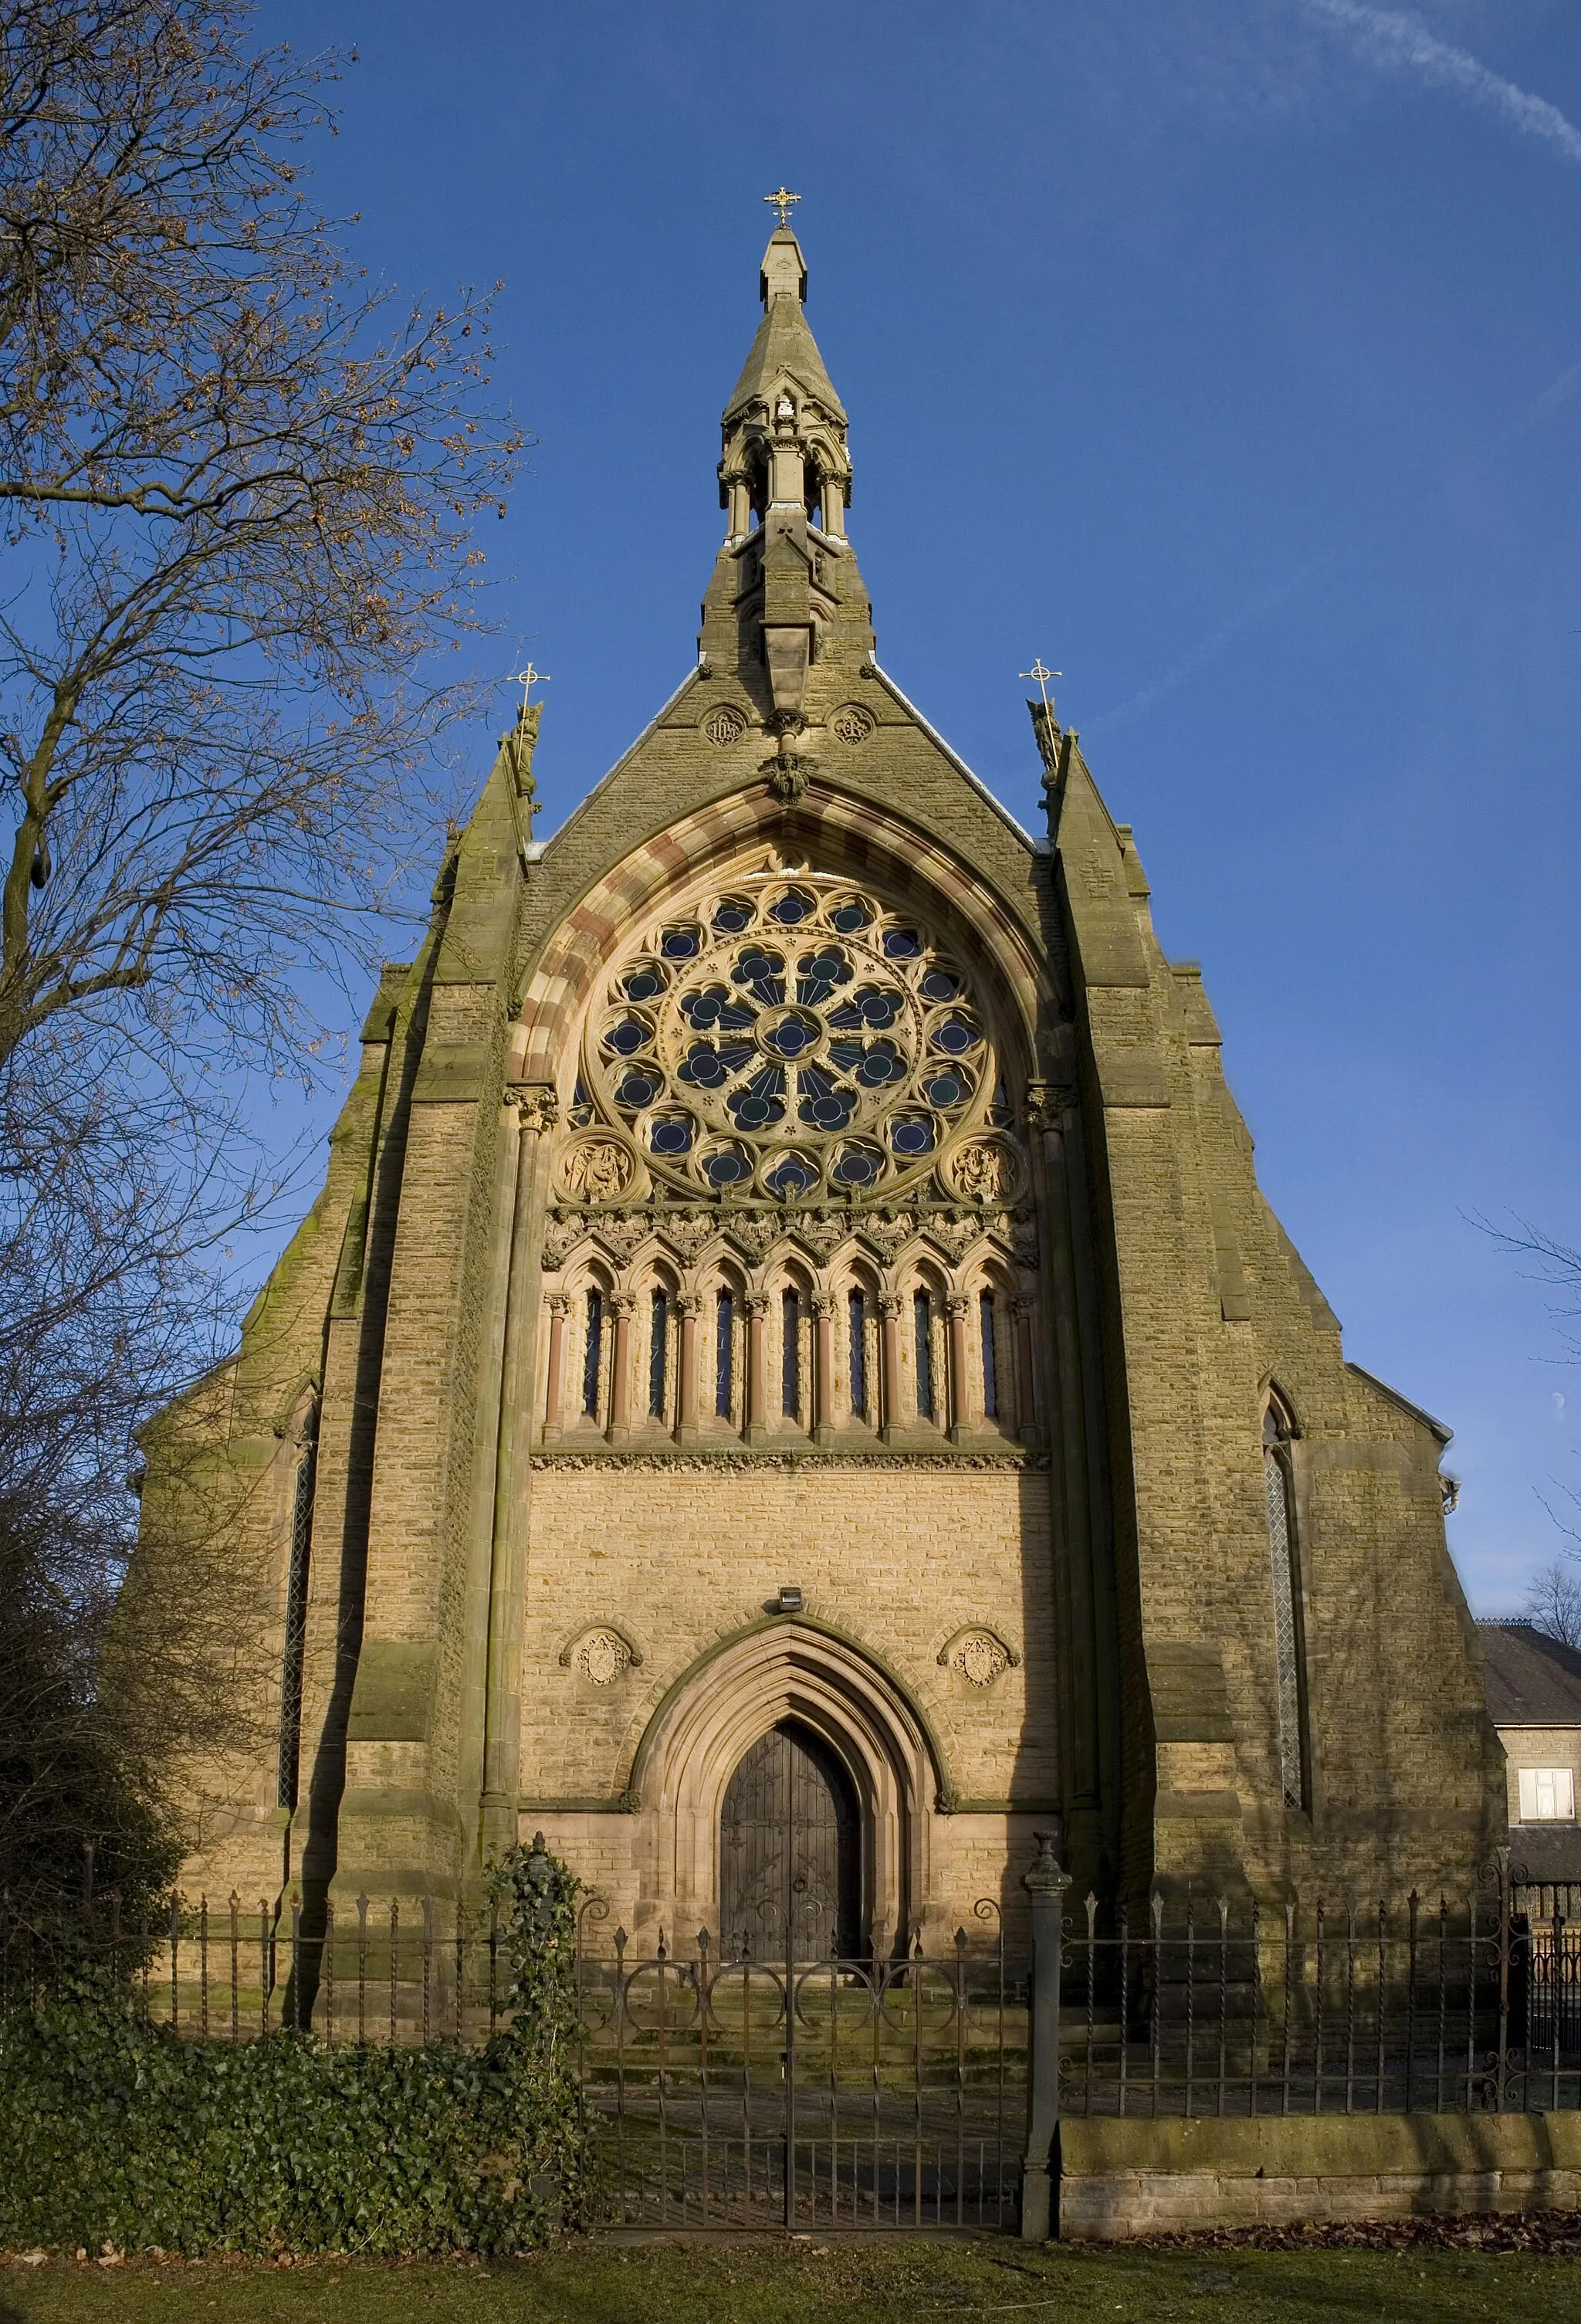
[1479,1621,1581,1887]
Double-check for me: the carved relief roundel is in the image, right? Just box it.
[574,868,1018,1204]
[557,1134,638,1206]
[704,704,749,747]
[830,703,875,746]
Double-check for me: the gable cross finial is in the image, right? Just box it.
[508,661,550,720]
[1020,659,1061,726]
[763,186,801,230]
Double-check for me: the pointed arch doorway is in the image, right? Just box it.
[719,1719,862,1957]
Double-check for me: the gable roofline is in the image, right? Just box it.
[868,660,1037,855]
[533,664,706,857]
[1345,1359,1453,1446]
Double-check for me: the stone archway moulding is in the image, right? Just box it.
[625,1615,950,1953]
[509,778,1052,1091]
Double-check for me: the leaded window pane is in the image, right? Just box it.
[914,1290,934,1421]
[1264,1448,1305,1810]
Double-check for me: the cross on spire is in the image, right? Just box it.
[507,661,550,720]
[763,186,801,229]
[1021,659,1062,724]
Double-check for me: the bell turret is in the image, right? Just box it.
[719,227,851,547]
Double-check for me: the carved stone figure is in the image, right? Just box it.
[560,1137,636,1205]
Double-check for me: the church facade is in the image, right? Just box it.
[147,225,1506,1950]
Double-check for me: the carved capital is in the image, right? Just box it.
[508,1081,560,1133]
[744,1293,771,1320]
[677,1292,704,1318]
[946,1294,970,1320]
[1024,1079,1075,1133]
[610,1291,638,1320]
[878,1293,904,1321]
[547,1291,571,1317]
[811,1292,836,1320]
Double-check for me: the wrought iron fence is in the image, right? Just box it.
[0,1892,514,2046]
[574,1912,1026,2232]
[1052,1885,1581,2119]
[4,1857,1579,2147]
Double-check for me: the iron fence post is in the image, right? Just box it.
[1020,1831,1070,2241]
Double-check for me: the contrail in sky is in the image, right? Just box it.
[1087,561,1329,734]
[1302,0,1581,164]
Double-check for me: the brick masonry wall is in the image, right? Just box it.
[520,1458,1057,1940]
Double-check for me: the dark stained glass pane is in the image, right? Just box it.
[914,1289,934,1420]
[848,1289,867,1417]
[782,1287,801,1418]
[980,1289,997,1420]
[582,1292,603,1419]
[605,1016,651,1055]
[648,1290,669,1418]
[716,1290,734,1417]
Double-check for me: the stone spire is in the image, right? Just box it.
[715,227,855,722]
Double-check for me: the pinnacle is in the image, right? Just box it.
[724,230,845,427]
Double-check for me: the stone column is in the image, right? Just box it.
[677,1292,702,1445]
[482,1083,557,1848]
[1026,1076,1109,1882]
[946,1293,970,1444]
[879,1292,902,1444]
[745,1293,770,1445]
[1011,1293,1041,1441]
[1020,1832,1072,2241]
[542,1292,569,1444]
[607,1292,636,1442]
[813,1292,836,1446]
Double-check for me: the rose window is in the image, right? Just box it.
[577,874,1013,1201]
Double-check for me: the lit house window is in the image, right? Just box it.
[1518,1767,1576,1822]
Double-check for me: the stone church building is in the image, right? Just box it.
[147,225,1506,1951]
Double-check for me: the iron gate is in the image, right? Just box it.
[576,1920,1029,2232]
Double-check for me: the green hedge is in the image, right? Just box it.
[0,1839,586,2255]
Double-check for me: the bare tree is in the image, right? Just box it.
[0,0,520,1930]
[1522,1560,1581,1652]
[0,0,520,1079]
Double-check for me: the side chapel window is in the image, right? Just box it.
[1263,1394,1310,1812]
[276,1411,317,1813]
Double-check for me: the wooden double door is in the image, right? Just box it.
[719,1720,863,1958]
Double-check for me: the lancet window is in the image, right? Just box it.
[1263,1393,1310,1813]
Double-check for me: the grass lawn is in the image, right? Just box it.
[5,2234,1581,2324]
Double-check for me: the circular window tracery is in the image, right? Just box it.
[579,874,1016,1203]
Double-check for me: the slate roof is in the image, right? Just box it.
[1479,1622,1581,1726]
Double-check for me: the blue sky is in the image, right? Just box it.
[270,0,1581,1613]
